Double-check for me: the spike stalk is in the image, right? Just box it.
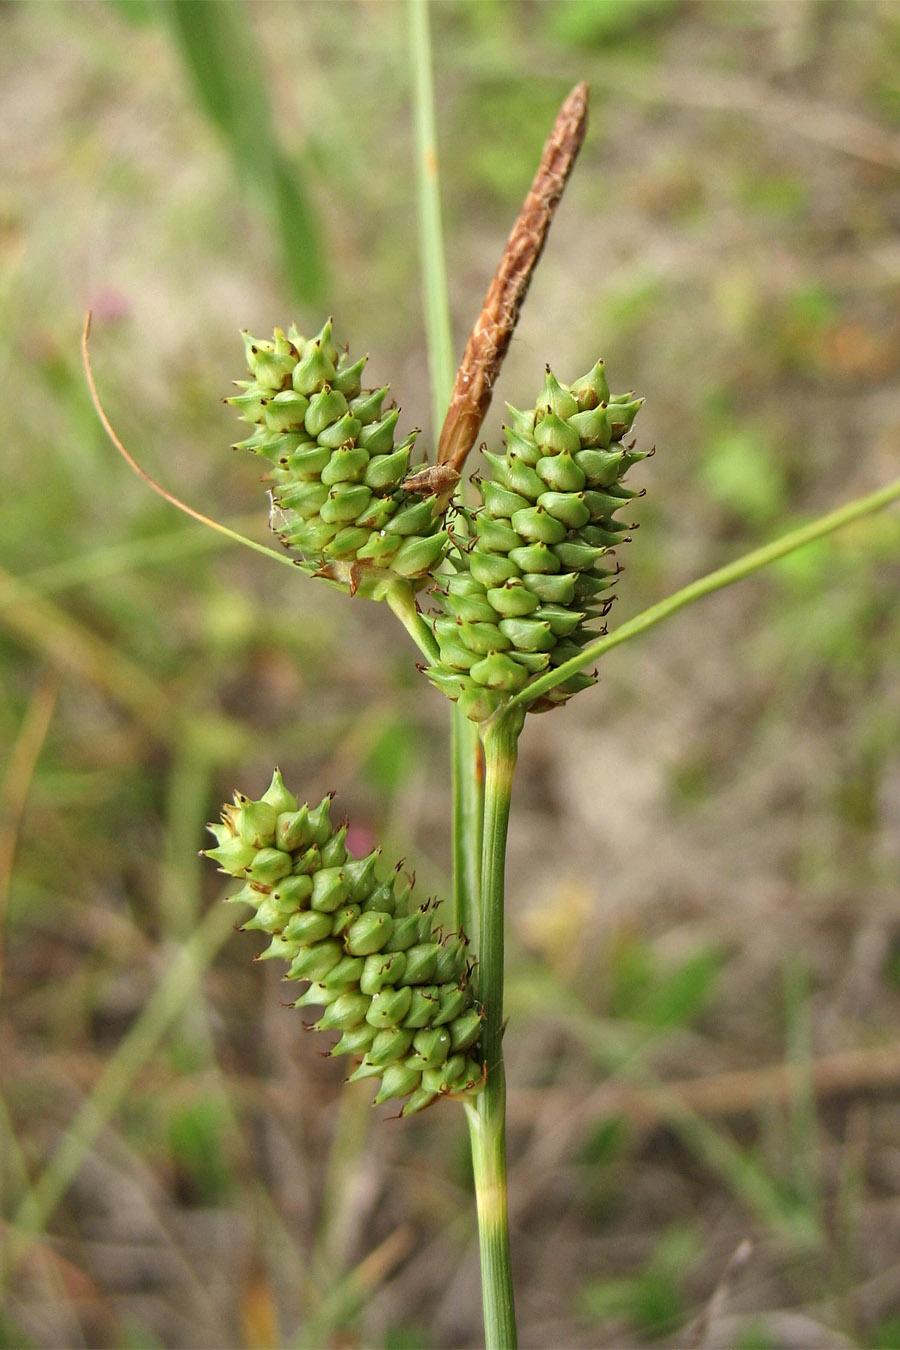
[507,472,900,713]
[465,703,524,1350]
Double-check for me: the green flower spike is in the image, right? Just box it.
[229,321,456,599]
[204,770,484,1116]
[425,360,648,721]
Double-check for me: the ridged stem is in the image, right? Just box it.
[407,0,484,940]
[384,580,440,665]
[465,704,524,1350]
[508,473,900,712]
[453,714,483,942]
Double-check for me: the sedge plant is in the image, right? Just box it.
[85,24,900,1349]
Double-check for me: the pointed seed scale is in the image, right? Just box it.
[536,604,585,637]
[319,824,348,868]
[569,358,610,408]
[357,408,400,454]
[286,940,343,982]
[510,506,568,545]
[537,368,579,419]
[364,444,411,490]
[367,1026,415,1066]
[373,1062,422,1105]
[498,616,555,653]
[330,904,361,938]
[533,411,581,455]
[358,873,396,914]
[245,847,294,884]
[366,985,412,1028]
[391,531,448,579]
[552,540,609,571]
[434,984,470,1026]
[401,985,441,1028]
[608,397,644,437]
[522,570,576,603]
[469,651,531,691]
[432,944,467,984]
[475,515,521,553]
[310,868,349,912]
[504,403,536,435]
[264,390,310,434]
[503,425,541,464]
[331,354,367,398]
[281,909,333,945]
[278,481,329,518]
[331,1024,377,1057]
[379,914,419,954]
[346,1058,383,1083]
[435,638,479,673]
[486,581,540,618]
[536,491,591,529]
[359,950,407,996]
[355,531,402,566]
[385,498,435,536]
[469,551,521,587]
[349,384,388,425]
[291,340,336,394]
[321,955,366,990]
[346,911,394,956]
[422,1053,467,1093]
[449,1009,484,1053]
[264,771,298,816]
[567,405,611,448]
[316,991,371,1031]
[411,1026,452,1069]
[401,942,440,984]
[319,442,368,482]
[271,871,316,908]
[236,797,278,847]
[444,589,498,624]
[534,450,586,492]
[203,835,258,872]
[479,480,531,519]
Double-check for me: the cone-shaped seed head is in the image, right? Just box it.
[230,321,455,599]
[427,359,646,719]
[204,770,483,1116]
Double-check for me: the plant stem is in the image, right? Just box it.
[508,474,900,712]
[465,704,523,1350]
[452,713,483,940]
[384,580,440,665]
[407,0,454,440]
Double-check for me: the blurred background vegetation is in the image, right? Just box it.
[2,1,900,1346]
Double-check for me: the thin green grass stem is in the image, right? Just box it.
[406,0,484,939]
[464,705,523,1350]
[452,714,483,940]
[509,475,900,711]
[407,0,455,436]
[384,581,441,665]
[8,901,236,1258]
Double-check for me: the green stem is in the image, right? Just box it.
[384,580,440,665]
[406,0,484,939]
[465,704,523,1350]
[407,0,455,439]
[509,474,900,712]
[452,712,483,940]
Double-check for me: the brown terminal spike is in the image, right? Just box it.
[437,82,589,476]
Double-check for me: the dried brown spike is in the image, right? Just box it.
[437,83,589,476]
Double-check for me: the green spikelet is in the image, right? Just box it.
[426,361,647,720]
[204,771,484,1116]
[229,321,453,599]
